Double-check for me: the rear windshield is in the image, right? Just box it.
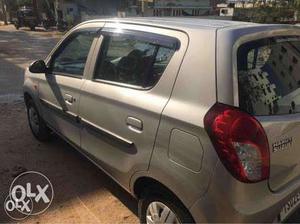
[237,36,300,116]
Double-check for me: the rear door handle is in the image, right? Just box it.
[64,94,74,105]
[126,116,143,132]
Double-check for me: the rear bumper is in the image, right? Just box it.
[189,161,300,222]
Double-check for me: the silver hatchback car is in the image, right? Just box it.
[24,18,300,223]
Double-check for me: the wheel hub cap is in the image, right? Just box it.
[146,201,180,224]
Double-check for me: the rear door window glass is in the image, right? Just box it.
[237,36,300,115]
[94,30,178,88]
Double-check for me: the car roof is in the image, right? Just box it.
[85,17,255,31]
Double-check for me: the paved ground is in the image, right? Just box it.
[0,25,59,101]
[0,25,138,223]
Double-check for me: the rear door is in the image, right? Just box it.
[78,23,188,187]
[236,34,300,191]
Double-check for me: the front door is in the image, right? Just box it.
[39,29,97,146]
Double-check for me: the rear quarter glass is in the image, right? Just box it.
[237,36,300,116]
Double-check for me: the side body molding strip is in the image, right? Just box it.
[81,118,134,147]
[39,98,134,147]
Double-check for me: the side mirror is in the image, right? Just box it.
[29,60,48,73]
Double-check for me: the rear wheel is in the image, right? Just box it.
[139,188,194,224]
[26,99,51,141]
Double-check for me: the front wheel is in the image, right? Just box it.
[42,21,49,30]
[26,99,51,141]
[139,191,194,224]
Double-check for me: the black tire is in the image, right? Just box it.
[42,21,49,30]
[43,25,49,31]
[139,188,194,224]
[26,99,51,142]
[30,26,35,31]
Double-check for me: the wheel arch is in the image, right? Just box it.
[133,176,195,223]
[24,91,33,106]
[133,176,171,198]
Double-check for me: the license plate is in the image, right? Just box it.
[280,192,300,221]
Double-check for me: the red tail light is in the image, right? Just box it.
[204,103,270,183]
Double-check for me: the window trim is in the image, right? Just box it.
[47,28,99,78]
[91,28,180,90]
[93,78,152,90]
[101,28,181,50]
[50,71,83,79]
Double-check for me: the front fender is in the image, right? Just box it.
[23,68,42,114]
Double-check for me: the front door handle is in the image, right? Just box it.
[64,94,74,105]
[126,116,143,132]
